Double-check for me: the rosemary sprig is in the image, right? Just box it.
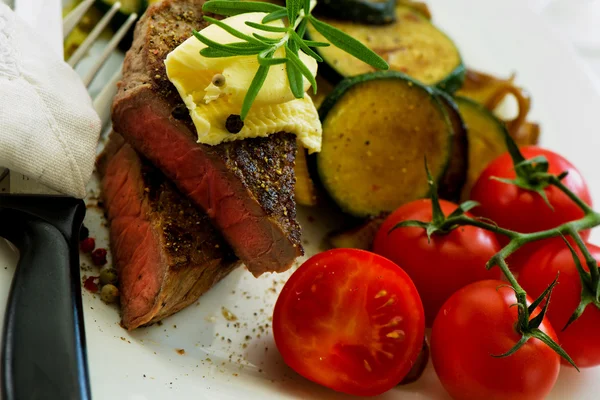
[195,0,389,120]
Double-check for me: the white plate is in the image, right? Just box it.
[3,0,600,399]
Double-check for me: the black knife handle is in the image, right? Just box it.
[0,196,90,400]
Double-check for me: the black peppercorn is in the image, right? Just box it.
[171,104,188,120]
[226,114,244,134]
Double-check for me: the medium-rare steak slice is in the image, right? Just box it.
[112,0,303,276]
[97,133,239,330]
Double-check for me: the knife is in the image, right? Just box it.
[0,1,91,399]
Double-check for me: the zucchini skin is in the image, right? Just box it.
[435,62,467,94]
[435,91,469,202]
[455,96,510,199]
[315,0,396,25]
[317,71,454,217]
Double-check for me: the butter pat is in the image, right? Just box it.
[165,12,322,153]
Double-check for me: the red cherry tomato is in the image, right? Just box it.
[519,241,600,368]
[373,199,502,325]
[273,249,425,396]
[431,280,560,400]
[470,146,592,270]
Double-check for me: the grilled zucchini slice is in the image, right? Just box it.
[317,72,453,217]
[316,0,396,25]
[436,91,468,202]
[307,3,465,92]
[456,96,509,198]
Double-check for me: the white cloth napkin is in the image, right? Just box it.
[0,2,101,198]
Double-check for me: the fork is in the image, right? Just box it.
[0,2,137,400]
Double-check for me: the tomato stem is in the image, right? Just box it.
[568,229,600,291]
[549,175,595,215]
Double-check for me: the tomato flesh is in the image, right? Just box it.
[519,241,600,368]
[431,280,560,400]
[273,249,425,396]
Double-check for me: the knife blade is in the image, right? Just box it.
[0,1,91,400]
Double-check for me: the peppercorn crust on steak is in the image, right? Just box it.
[111,0,304,277]
[97,133,240,330]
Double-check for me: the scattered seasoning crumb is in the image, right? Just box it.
[221,306,238,321]
[120,337,126,341]
[173,325,177,329]
[143,374,146,378]
[205,315,217,323]
[157,321,163,326]
[176,349,185,355]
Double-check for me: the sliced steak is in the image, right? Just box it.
[97,133,239,330]
[112,0,303,276]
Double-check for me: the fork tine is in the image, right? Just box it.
[62,0,95,39]
[68,2,122,67]
[82,13,137,87]
[93,69,122,128]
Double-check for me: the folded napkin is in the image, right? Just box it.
[0,3,101,198]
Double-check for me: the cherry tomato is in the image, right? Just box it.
[470,146,592,270]
[273,249,425,396]
[373,199,502,326]
[431,280,560,400]
[519,241,600,368]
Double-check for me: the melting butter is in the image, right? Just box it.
[165,12,322,153]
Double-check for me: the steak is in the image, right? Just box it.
[111,0,303,276]
[97,133,239,330]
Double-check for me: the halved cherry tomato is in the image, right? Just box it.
[431,280,560,400]
[273,249,425,396]
[519,241,600,368]
[470,146,592,270]
[373,199,501,326]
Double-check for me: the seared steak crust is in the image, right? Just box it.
[112,0,303,276]
[97,133,239,329]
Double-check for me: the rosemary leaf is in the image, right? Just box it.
[258,50,288,66]
[290,30,322,62]
[193,30,268,55]
[296,17,308,37]
[308,15,389,70]
[204,16,265,46]
[287,0,303,26]
[262,9,288,23]
[285,54,304,99]
[303,0,311,14]
[203,0,285,16]
[303,40,330,47]
[252,33,281,44]
[286,44,317,94]
[245,21,288,33]
[241,64,270,120]
[200,47,238,58]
